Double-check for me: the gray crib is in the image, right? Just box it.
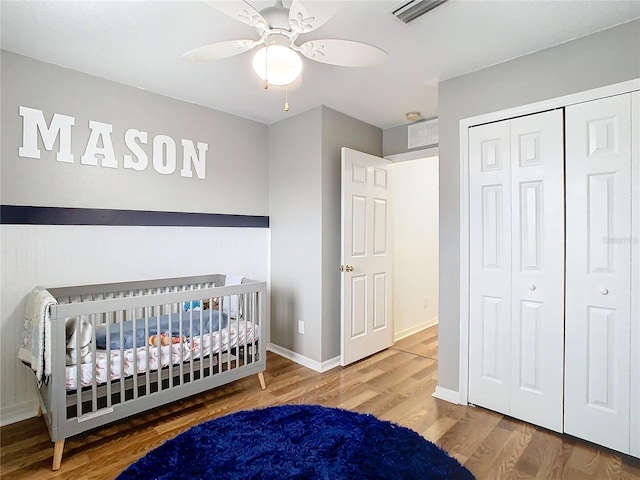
[32,274,267,470]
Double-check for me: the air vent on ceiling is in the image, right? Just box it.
[408,118,438,149]
[392,0,448,24]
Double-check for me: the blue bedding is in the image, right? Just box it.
[95,309,228,350]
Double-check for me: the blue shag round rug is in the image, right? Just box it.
[118,404,475,480]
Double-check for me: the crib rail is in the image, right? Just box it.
[38,275,267,451]
[48,274,226,301]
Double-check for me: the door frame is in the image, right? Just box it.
[458,78,640,405]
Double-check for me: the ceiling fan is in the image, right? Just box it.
[183,0,388,89]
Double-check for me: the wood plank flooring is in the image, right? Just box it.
[2,325,639,479]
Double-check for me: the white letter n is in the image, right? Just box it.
[180,140,208,180]
[18,106,75,163]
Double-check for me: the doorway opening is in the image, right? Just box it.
[391,153,439,358]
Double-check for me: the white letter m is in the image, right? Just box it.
[18,106,75,163]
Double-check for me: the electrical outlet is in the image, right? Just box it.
[298,320,304,334]
[423,297,428,309]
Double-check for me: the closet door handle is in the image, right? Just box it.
[600,288,609,295]
[528,283,536,291]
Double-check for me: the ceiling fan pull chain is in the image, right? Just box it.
[284,86,290,112]
[263,45,269,89]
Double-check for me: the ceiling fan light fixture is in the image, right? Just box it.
[252,45,303,86]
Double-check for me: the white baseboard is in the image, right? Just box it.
[394,318,438,342]
[432,385,460,405]
[0,400,39,427]
[267,343,340,373]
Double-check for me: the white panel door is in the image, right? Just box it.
[469,120,512,415]
[631,91,640,459]
[565,93,632,454]
[509,111,564,432]
[469,111,564,431]
[340,147,393,366]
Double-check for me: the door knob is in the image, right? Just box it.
[528,283,536,291]
[339,265,344,272]
[600,288,609,295]
[345,265,354,272]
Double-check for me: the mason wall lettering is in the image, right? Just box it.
[18,106,209,180]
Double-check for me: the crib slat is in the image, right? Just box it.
[189,305,194,384]
[144,303,150,391]
[168,299,174,391]
[75,318,82,419]
[178,307,184,387]
[90,314,98,413]
[144,316,150,398]
[243,293,248,366]
[155,304,162,393]
[233,294,239,370]
[132,312,138,401]
[105,311,112,408]
[218,296,224,371]
[118,300,126,405]
[208,295,214,376]
[198,301,204,380]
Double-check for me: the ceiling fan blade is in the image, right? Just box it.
[205,1,268,31]
[288,0,338,34]
[182,39,258,63]
[298,39,388,67]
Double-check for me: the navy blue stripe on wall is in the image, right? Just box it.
[0,205,269,228]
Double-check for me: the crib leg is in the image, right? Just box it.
[258,372,266,390]
[52,440,65,471]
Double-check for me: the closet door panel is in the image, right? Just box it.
[468,121,512,414]
[565,94,632,454]
[509,110,564,432]
[631,91,639,459]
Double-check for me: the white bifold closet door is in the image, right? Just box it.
[468,110,564,432]
[565,92,638,455]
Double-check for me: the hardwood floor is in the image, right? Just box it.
[2,324,639,479]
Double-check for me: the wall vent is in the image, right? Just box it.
[408,118,438,149]
[392,0,448,24]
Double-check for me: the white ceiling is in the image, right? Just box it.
[1,0,638,129]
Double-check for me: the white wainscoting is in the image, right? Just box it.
[0,224,269,426]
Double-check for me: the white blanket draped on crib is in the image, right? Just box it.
[18,287,58,386]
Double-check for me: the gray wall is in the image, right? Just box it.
[435,19,640,392]
[321,107,382,361]
[383,124,408,157]
[268,105,381,364]
[1,51,268,215]
[0,51,270,424]
[268,107,324,361]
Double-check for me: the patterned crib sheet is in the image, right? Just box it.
[65,322,258,390]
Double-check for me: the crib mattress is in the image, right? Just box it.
[65,322,258,391]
